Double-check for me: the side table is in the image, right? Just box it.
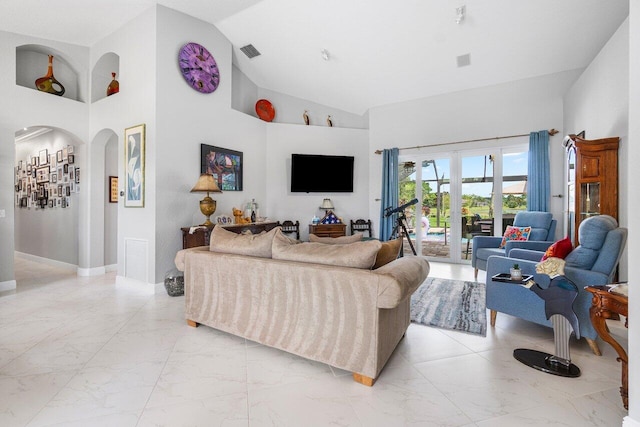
[309,223,346,238]
[585,285,629,409]
[181,221,279,249]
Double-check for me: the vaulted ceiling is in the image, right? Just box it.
[1,0,628,115]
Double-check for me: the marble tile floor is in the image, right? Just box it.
[0,257,629,426]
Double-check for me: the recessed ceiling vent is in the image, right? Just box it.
[456,53,471,67]
[240,44,261,59]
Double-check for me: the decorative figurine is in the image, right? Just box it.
[326,115,333,127]
[35,55,65,96]
[303,110,310,125]
[107,72,119,96]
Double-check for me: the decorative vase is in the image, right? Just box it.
[510,268,523,281]
[107,72,119,96]
[35,55,65,96]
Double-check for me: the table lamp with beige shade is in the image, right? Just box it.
[190,173,222,226]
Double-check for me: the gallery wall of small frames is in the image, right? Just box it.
[14,145,79,209]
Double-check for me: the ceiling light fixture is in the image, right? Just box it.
[321,49,330,61]
[455,5,466,24]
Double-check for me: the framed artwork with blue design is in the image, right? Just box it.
[200,144,243,191]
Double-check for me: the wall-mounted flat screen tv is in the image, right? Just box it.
[291,153,354,193]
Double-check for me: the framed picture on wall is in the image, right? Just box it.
[39,149,48,166]
[36,167,49,184]
[57,150,63,163]
[109,176,118,203]
[124,124,145,207]
[200,144,243,191]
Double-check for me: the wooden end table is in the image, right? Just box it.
[308,223,346,238]
[585,285,628,409]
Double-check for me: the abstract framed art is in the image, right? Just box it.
[200,144,243,191]
[124,124,145,207]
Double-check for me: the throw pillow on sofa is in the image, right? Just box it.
[540,236,573,261]
[273,235,381,269]
[309,233,363,244]
[499,225,531,248]
[373,238,402,269]
[209,225,278,258]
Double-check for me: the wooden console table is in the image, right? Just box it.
[181,221,278,249]
[585,285,628,409]
[309,223,346,238]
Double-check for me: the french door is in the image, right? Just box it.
[399,145,527,263]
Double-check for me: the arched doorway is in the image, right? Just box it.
[14,126,85,277]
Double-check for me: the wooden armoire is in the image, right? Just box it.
[565,134,619,245]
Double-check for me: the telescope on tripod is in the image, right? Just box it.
[384,198,418,256]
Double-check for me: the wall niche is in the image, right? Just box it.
[16,45,82,102]
[91,52,120,103]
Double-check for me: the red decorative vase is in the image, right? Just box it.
[35,55,65,96]
[107,72,119,96]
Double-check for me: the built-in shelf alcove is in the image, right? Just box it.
[91,52,120,103]
[16,44,83,102]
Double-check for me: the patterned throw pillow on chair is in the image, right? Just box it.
[499,226,532,248]
[540,236,573,261]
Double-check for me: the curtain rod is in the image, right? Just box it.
[374,128,559,154]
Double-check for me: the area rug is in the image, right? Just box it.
[410,277,487,336]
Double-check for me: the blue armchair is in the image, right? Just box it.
[472,211,557,279]
[485,215,627,355]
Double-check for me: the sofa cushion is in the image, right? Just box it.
[273,236,382,269]
[499,226,531,248]
[309,233,363,244]
[540,236,573,261]
[373,238,402,269]
[209,225,278,258]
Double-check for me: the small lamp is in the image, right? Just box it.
[190,174,222,226]
[320,198,334,215]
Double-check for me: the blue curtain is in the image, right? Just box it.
[528,130,550,211]
[379,148,399,241]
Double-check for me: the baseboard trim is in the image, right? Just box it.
[0,280,17,292]
[15,251,77,271]
[77,266,106,277]
[624,416,640,427]
[105,264,117,273]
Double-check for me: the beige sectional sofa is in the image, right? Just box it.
[174,226,429,386]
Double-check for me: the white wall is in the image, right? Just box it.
[154,6,268,282]
[563,19,629,281]
[0,30,90,285]
[89,7,157,282]
[368,70,581,232]
[265,123,369,241]
[104,133,118,266]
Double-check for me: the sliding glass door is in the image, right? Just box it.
[399,156,452,261]
[399,144,528,264]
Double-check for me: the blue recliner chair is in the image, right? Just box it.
[485,215,627,355]
[472,211,557,280]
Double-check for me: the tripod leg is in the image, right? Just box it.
[400,221,417,256]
